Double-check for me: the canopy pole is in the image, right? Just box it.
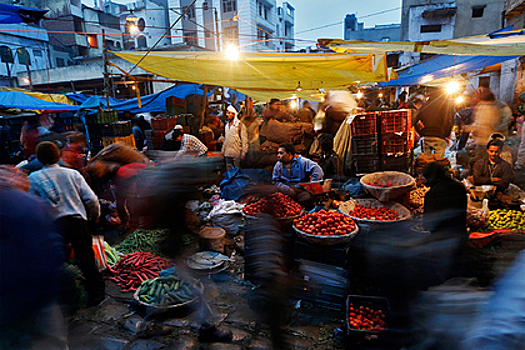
[200,85,208,129]
[103,29,110,109]
[135,81,142,108]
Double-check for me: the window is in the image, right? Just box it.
[381,37,390,42]
[16,48,30,65]
[420,24,442,33]
[0,46,13,63]
[181,6,195,19]
[33,49,43,57]
[185,31,198,46]
[222,0,236,13]
[257,29,270,45]
[479,76,491,89]
[56,57,65,67]
[472,5,485,18]
[137,36,147,48]
[87,35,98,48]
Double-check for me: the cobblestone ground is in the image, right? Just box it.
[66,233,346,350]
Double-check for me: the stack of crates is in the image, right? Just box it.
[150,116,177,149]
[351,112,380,174]
[166,96,187,116]
[86,109,135,152]
[379,109,412,172]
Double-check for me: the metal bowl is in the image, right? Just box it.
[293,223,359,246]
[470,185,497,201]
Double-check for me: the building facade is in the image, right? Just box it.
[344,14,401,42]
[173,0,294,52]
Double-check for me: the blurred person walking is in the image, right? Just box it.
[29,141,105,306]
[414,89,454,157]
[0,183,67,350]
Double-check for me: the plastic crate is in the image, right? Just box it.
[166,105,187,116]
[352,134,379,156]
[152,129,169,149]
[175,114,188,126]
[354,155,380,174]
[380,109,411,134]
[102,135,136,148]
[380,154,410,172]
[166,96,187,109]
[151,117,170,131]
[101,121,132,137]
[381,133,410,155]
[351,112,378,136]
[86,109,118,124]
[346,295,390,346]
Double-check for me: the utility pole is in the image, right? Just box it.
[102,29,110,109]
[214,8,221,51]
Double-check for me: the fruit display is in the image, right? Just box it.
[369,181,392,188]
[347,203,404,221]
[293,210,356,236]
[488,209,525,231]
[117,229,169,256]
[348,303,386,332]
[243,192,302,218]
[135,275,198,307]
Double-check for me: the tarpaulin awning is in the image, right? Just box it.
[67,94,123,106]
[378,54,519,87]
[0,91,79,111]
[111,51,390,101]
[320,28,525,56]
[76,84,210,115]
[0,87,76,105]
[0,3,47,24]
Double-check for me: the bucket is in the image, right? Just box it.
[198,226,226,253]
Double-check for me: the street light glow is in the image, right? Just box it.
[224,44,240,60]
[446,80,460,94]
[290,99,298,110]
[356,91,364,99]
[456,95,464,104]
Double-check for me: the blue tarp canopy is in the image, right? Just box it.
[0,91,80,111]
[0,3,47,24]
[75,84,211,115]
[378,54,519,87]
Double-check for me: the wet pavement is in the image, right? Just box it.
[66,238,346,350]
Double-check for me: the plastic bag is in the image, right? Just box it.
[467,195,489,228]
[92,235,108,272]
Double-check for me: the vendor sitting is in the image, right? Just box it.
[472,138,515,192]
[272,142,324,208]
[160,125,207,158]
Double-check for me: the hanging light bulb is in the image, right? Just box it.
[356,91,364,99]
[456,95,464,104]
[290,99,298,110]
[296,81,303,92]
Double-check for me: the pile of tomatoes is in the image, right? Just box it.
[348,303,386,332]
[349,204,402,221]
[368,181,393,188]
[293,210,356,236]
[242,192,302,218]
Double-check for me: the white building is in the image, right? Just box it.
[172,0,294,52]
[0,23,50,87]
[105,0,171,50]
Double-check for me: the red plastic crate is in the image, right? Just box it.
[352,134,379,155]
[152,129,170,149]
[380,109,411,134]
[381,133,410,155]
[151,117,170,130]
[351,112,378,136]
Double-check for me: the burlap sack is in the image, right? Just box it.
[260,119,302,144]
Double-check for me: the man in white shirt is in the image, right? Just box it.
[221,105,248,170]
[29,141,105,307]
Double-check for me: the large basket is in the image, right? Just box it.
[360,171,415,202]
[339,198,411,224]
[293,223,359,246]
